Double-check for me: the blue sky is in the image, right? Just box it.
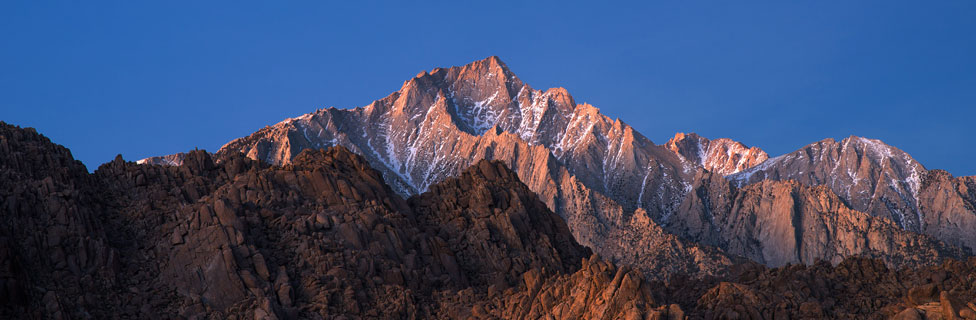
[2,1,974,175]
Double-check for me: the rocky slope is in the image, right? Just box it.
[665,132,768,176]
[668,171,968,267]
[728,136,976,254]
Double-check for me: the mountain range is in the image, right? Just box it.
[144,56,976,270]
[3,56,976,318]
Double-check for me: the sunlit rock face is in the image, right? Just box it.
[665,132,769,176]
[727,136,976,252]
[670,172,967,268]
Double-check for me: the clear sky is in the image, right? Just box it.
[2,1,974,175]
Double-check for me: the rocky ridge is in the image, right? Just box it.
[665,132,768,176]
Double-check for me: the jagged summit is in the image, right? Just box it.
[665,132,768,176]
[207,57,692,215]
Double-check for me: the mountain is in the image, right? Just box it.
[728,136,976,253]
[201,57,741,279]
[214,56,693,217]
[665,132,768,176]
[140,57,972,271]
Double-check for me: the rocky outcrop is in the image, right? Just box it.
[0,123,177,319]
[665,132,768,176]
[466,254,685,320]
[409,159,591,289]
[96,145,604,318]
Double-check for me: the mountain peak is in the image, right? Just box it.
[454,55,517,81]
[482,55,509,71]
[841,135,898,156]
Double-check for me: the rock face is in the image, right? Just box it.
[916,170,976,255]
[669,171,967,267]
[0,123,126,319]
[665,132,768,176]
[728,136,976,254]
[0,121,681,318]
